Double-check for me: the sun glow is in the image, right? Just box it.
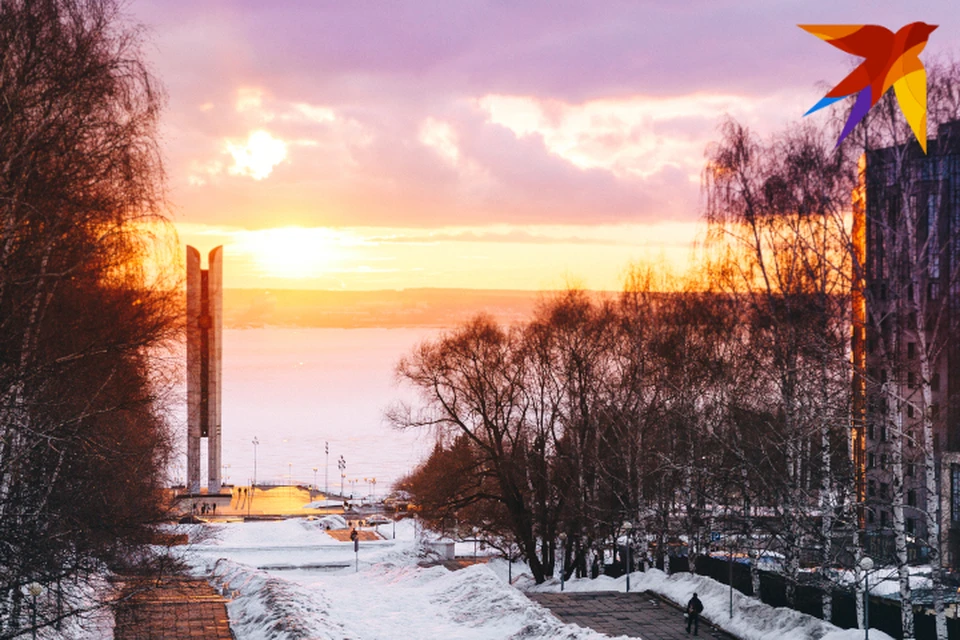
[226,130,288,180]
[231,227,350,280]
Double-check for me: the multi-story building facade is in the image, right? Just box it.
[856,120,960,565]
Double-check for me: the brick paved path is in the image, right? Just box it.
[528,592,739,640]
[113,576,232,639]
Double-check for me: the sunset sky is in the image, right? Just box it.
[131,1,960,291]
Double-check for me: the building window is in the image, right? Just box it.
[928,193,940,279]
[880,427,887,442]
[932,372,940,392]
[907,463,915,477]
[952,465,960,523]
[908,404,915,418]
[908,489,917,507]
[908,372,917,388]
[880,510,889,527]
[907,342,916,359]
[868,424,875,441]
[880,482,889,499]
[881,454,888,469]
[906,518,915,534]
[868,453,876,469]
[868,510,876,524]
[869,480,876,497]
[929,281,940,300]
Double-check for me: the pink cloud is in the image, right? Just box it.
[131,0,960,229]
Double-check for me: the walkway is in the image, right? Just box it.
[113,576,232,639]
[528,591,739,640]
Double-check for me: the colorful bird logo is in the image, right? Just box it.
[799,23,937,152]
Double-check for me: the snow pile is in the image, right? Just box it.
[207,556,624,640]
[185,519,902,640]
[188,518,337,548]
[417,564,614,638]
[211,559,347,640]
[528,568,896,640]
[830,565,932,597]
[315,514,348,530]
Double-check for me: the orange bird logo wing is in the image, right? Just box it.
[799,23,937,152]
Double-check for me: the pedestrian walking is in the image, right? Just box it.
[685,592,703,635]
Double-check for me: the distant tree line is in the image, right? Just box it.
[0,1,179,636]
[394,58,960,639]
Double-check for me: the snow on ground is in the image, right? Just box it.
[183,519,623,640]
[181,519,897,640]
[829,565,932,597]
[526,568,895,640]
[30,573,115,640]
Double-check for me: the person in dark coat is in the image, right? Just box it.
[686,592,704,635]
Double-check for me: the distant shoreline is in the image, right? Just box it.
[224,287,616,329]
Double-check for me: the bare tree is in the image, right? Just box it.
[702,119,856,610]
[0,1,178,634]
[847,62,960,635]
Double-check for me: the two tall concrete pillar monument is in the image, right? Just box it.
[186,246,223,494]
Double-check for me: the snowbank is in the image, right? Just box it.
[183,518,901,640]
[209,558,626,640]
[527,568,896,640]
[211,559,347,639]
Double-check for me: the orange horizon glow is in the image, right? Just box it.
[175,221,703,292]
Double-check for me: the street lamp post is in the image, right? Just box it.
[860,556,874,640]
[559,533,567,592]
[26,582,42,640]
[338,455,346,497]
[325,441,329,494]
[250,437,259,516]
[728,534,734,619]
[623,521,633,593]
[313,467,318,494]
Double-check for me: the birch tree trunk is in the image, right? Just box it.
[888,389,914,639]
[904,184,948,639]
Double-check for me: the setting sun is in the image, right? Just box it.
[231,227,349,280]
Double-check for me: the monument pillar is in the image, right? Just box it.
[186,245,223,494]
